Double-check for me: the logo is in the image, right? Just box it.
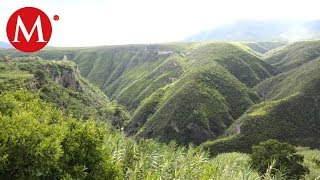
[6,7,52,53]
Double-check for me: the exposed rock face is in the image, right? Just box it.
[52,67,82,91]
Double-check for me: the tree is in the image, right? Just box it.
[250,139,309,179]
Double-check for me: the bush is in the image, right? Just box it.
[250,139,309,179]
[0,91,122,179]
[0,64,7,70]
[34,69,49,86]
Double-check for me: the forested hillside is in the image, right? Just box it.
[1,41,320,148]
[265,41,320,71]
[205,41,320,155]
[0,41,319,145]
[0,57,130,126]
[1,41,320,179]
[0,42,279,144]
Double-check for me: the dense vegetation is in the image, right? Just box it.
[251,140,309,179]
[0,91,121,179]
[1,90,319,179]
[128,63,260,144]
[0,57,130,127]
[243,42,287,54]
[0,90,269,179]
[1,40,320,179]
[0,43,278,144]
[255,57,320,100]
[204,42,320,155]
[265,41,320,72]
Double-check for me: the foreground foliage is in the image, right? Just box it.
[251,140,309,179]
[298,147,320,180]
[0,91,318,179]
[0,90,122,179]
[0,90,259,179]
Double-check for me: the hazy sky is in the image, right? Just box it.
[1,0,320,46]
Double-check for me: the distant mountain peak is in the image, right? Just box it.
[0,41,12,49]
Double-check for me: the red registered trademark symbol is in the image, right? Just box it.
[53,15,59,21]
[6,7,52,53]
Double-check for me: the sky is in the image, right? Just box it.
[1,0,320,46]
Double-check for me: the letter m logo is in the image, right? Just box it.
[6,7,52,53]
[12,15,47,42]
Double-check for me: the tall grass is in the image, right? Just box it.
[298,147,320,180]
[105,131,320,179]
[105,132,261,179]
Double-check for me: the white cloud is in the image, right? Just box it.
[1,0,320,46]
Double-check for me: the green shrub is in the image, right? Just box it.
[250,139,309,179]
[0,91,123,179]
[34,69,49,86]
[0,64,7,70]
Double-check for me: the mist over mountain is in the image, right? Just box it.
[0,41,12,48]
[187,19,320,42]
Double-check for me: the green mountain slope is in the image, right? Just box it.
[0,43,278,106]
[120,43,278,144]
[255,58,320,100]
[265,41,320,72]
[1,41,320,156]
[0,45,191,110]
[204,42,320,154]
[187,43,279,87]
[241,42,287,54]
[0,57,130,126]
[205,80,320,155]
[0,43,279,144]
[1,89,319,179]
[127,63,260,144]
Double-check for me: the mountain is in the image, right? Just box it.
[1,41,320,149]
[0,57,130,126]
[205,74,320,155]
[255,41,320,100]
[0,42,279,144]
[256,57,320,100]
[264,41,320,72]
[187,20,320,43]
[0,41,12,48]
[1,49,319,180]
[1,38,320,178]
[128,62,260,144]
[241,42,287,54]
[204,41,320,155]
[125,43,279,144]
[1,42,320,179]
